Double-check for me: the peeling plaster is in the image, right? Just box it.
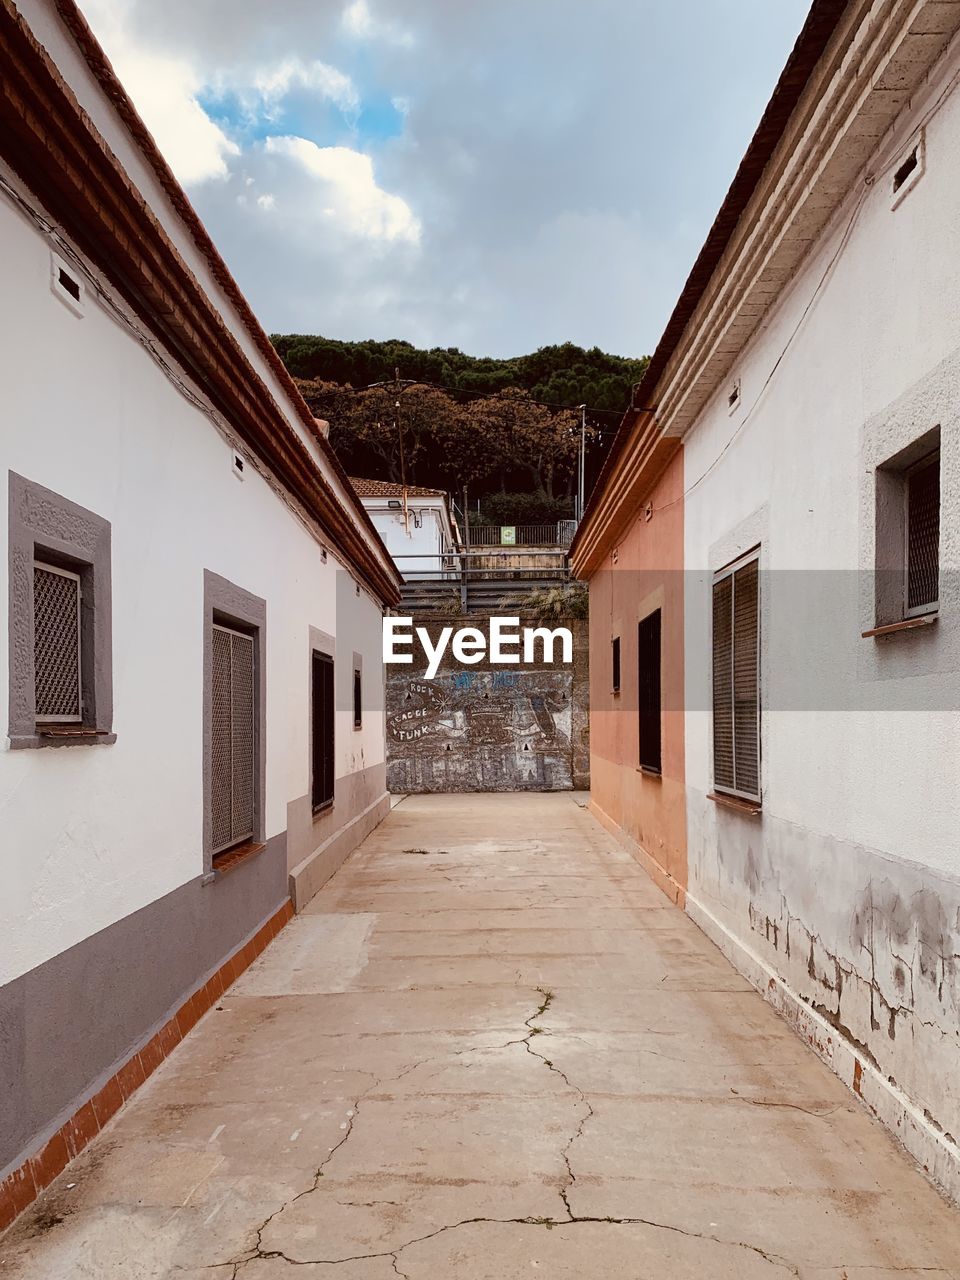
[690,798,960,1178]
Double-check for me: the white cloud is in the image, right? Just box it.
[121,51,239,184]
[341,0,372,38]
[256,193,276,210]
[242,59,359,118]
[264,137,420,244]
[80,0,237,185]
[341,0,413,48]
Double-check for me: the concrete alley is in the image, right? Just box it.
[2,793,960,1279]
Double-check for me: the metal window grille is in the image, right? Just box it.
[712,554,760,801]
[906,452,939,615]
[611,637,621,693]
[638,609,662,773]
[34,562,82,722]
[211,623,256,855]
[312,651,335,810]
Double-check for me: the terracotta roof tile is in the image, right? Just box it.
[350,478,448,499]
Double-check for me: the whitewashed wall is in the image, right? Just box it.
[0,188,387,988]
[362,500,452,576]
[681,35,960,1193]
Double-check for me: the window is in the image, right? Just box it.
[312,650,335,810]
[611,636,621,694]
[8,473,113,748]
[874,432,940,629]
[638,609,662,774]
[33,562,82,723]
[203,571,265,870]
[712,552,760,802]
[210,623,256,855]
[353,665,363,729]
[905,451,940,616]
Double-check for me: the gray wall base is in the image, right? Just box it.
[0,832,287,1177]
[289,789,390,911]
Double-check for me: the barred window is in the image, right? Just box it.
[8,475,113,749]
[611,636,621,694]
[211,623,256,856]
[712,553,760,802]
[905,451,939,616]
[33,562,82,723]
[353,666,363,729]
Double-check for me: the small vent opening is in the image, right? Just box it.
[51,251,84,315]
[58,268,80,302]
[893,148,918,194]
[728,379,741,411]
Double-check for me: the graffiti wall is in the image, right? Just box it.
[386,615,589,793]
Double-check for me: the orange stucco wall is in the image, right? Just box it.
[586,446,686,902]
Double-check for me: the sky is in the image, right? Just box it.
[79,0,810,360]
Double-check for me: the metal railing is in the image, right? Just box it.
[395,549,571,612]
[466,521,577,548]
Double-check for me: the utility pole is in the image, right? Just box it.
[394,367,409,536]
[577,404,587,524]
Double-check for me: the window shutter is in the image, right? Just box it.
[713,556,760,800]
[906,454,939,612]
[211,624,256,854]
[732,559,759,797]
[638,610,662,773]
[712,575,734,791]
[34,563,82,722]
[312,651,335,809]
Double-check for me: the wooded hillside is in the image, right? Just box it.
[272,335,649,518]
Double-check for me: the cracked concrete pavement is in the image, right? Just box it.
[2,792,960,1279]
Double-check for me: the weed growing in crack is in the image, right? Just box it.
[532,988,555,1020]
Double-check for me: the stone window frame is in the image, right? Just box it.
[7,472,114,750]
[202,570,266,875]
[873,426,941,630]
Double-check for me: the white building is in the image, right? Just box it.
[0,0,401,1227]
[350,477,459,578]
[574,0,960,1202]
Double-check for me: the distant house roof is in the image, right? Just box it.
[350,478,448,500]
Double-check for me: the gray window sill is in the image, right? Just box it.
[9,730,116,750]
